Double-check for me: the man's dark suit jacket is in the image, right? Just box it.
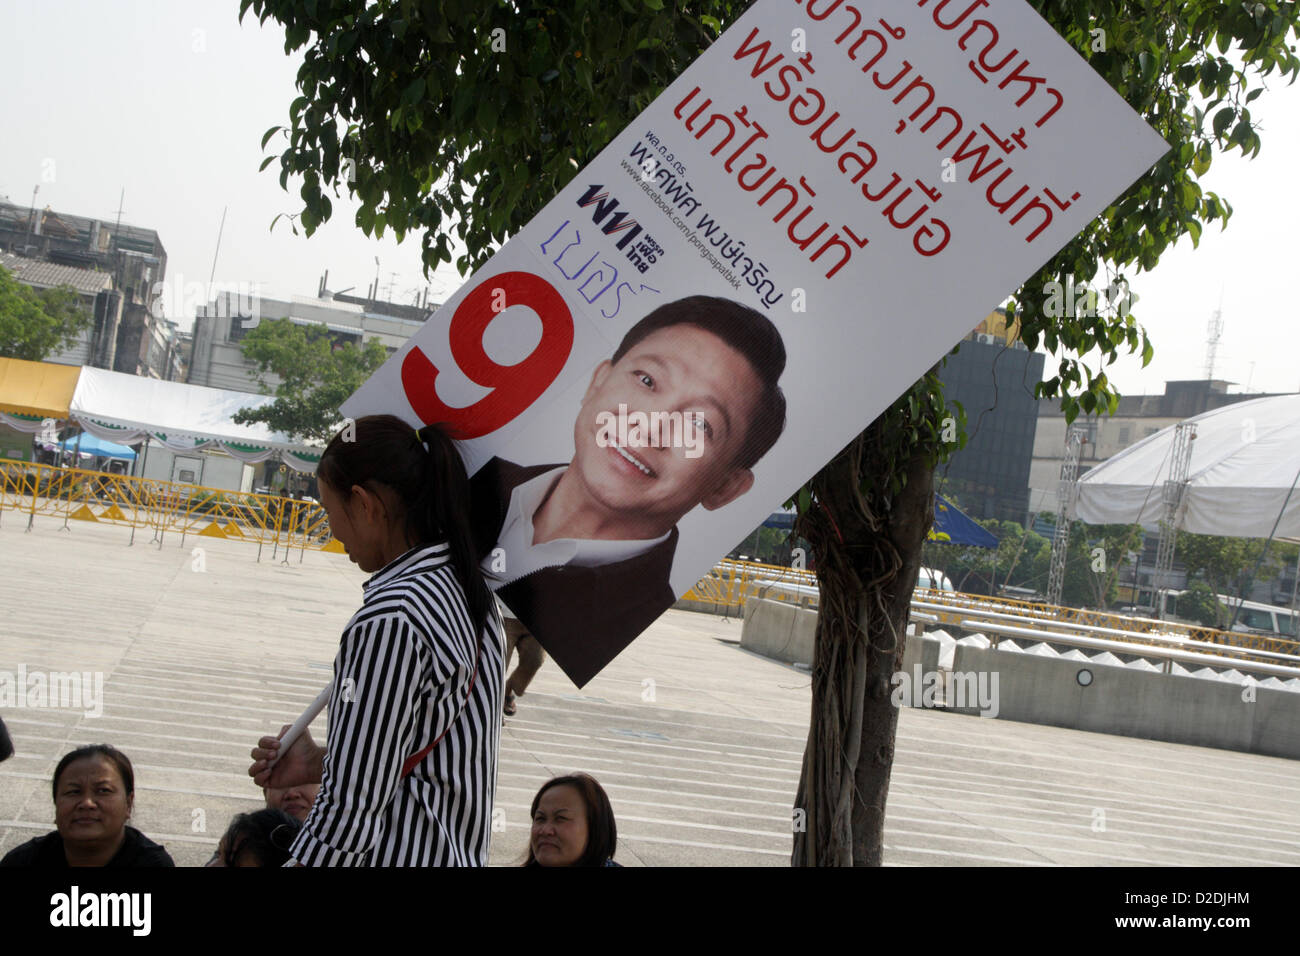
[469,457,679,688]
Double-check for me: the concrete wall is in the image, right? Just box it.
[738,600,944,671]
[739,616,1300,759]
[671,598,736,617]
[907,636,1300,759]
[739,597,817,666]
[900,628,941,679]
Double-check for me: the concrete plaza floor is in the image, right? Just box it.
[1,511,1298,866]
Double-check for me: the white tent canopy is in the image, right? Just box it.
[1075,394,1300,539]
[69,367,323,472]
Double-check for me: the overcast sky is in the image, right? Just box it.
[2,0,1296,397]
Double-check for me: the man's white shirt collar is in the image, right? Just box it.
[483,465,670,590]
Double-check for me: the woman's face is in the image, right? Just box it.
[54,755,132,849]
[265,783,320,823]
[318,477,403,573]
[531,784,589,866]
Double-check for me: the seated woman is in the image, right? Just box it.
[206,809,301,867]
[525,773,620,867]
[263,783,320,823]
[0,744,174,867]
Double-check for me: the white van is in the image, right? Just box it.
[1221,597,1298,637]
[918,567,955,592]
[1165,591,1297,637]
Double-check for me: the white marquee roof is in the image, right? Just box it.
[69,366,322,470]
[1074,394,1300,539]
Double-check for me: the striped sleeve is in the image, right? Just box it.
[290,608,439,867]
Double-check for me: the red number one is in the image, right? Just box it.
[401,271,575,439]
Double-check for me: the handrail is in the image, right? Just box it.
[677,555,1299,665]
[962,620,1300,681]
[925,605,1300,667]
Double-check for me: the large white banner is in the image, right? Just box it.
[342,0,1170,686]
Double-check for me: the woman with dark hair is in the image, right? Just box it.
[205,809,301,867]
[525,773,620,867]
[249,415,504,866]
[0,744,174,867]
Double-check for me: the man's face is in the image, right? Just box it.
[571,323,762,531]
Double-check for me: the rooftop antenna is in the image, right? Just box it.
[27,184,39,241]
[207,205,228,309]
[110,188,127,289]
[111,187,125,237]
[1203,287,1224,380]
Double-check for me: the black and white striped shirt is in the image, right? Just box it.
[291,542,504,866]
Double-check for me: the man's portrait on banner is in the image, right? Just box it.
[470,294,788,685]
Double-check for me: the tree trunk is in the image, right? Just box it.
[791,423,935,866]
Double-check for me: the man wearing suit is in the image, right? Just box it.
[470,295,787,688]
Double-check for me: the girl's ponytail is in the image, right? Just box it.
[317,415,493,639]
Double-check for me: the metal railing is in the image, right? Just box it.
[964,620,1300,680]
[678,555,1300,664]
[0,458,336,562]
[680,557,819,611]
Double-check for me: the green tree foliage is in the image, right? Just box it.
[232,318,389,443]
[1176,530,1299,604]
[1180,580,1227,627]
[242,0,1300,865]
[733,524,798,565]
[1018,520,1144,608]
[923,519,1052,596]
[0,265,93,361]
[1176,530,1257,597]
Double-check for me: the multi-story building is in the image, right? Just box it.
[934,310,1046,523]
[188,278,437,392]
[0,252,116,366]
[0,200,179,380]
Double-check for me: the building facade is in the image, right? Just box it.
[0,200,181,380]
[935,311,1046,523]
[188,287,435,392]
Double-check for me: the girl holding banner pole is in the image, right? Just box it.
[249,416,504,866]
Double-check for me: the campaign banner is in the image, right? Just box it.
[342,0,1170,686]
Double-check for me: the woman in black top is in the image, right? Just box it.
[525,773,621,867]
[0,744,173,867]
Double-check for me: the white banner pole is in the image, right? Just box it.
[268,681,332,769]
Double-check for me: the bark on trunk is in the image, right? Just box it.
[791,428,935,866]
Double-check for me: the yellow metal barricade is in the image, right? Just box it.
[0,458,338,559]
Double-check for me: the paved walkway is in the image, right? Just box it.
[1,512,1297,866]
